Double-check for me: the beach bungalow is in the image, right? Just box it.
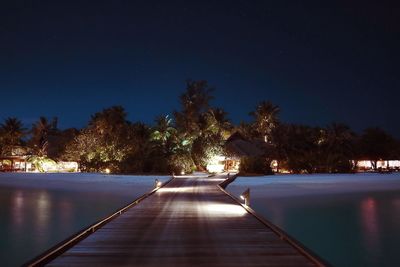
[206,132,273,173]
[354,160,400,172]
[0,146,30,171]
[207,132,400,174]
[0,145,79,172]
[0,155,28,171]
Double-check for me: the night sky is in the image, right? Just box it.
[1,1,399,136]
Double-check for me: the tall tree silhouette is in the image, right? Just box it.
[0,117,26,155]
[323,123,355,172]
[358,127,397,170]
[174,80,214,136]
[30,117,58,156]
[250,101,280,143]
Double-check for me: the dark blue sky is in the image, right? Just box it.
[1,1,399,136]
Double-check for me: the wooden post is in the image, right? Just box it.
[240,188,250,206]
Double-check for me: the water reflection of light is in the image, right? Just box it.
[203,203,247,217]
[12,190,25,226]
[59,199,72,226]
[36,191,51,229]
[360,197,380,255]
[265,204,285,227]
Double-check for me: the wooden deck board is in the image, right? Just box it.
[45,175,320,267]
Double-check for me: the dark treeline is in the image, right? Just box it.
[1,80,399,174]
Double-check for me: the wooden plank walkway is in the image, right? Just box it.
[37,174,326,267]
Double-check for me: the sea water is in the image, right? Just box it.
[228,174,400,267]
[0,173,168,266]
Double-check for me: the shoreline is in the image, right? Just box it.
[0,172,170,196]
[227,172,400,198]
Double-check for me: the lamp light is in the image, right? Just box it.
[155,179,162,188]
[240,188,250,206]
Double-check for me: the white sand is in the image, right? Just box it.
[0,172,171,196]
[228,173,400,198]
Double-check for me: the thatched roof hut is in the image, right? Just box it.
[224,132,271,158]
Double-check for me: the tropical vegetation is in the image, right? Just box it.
[1,80,399,174]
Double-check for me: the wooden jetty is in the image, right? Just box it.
[27,173,328,267]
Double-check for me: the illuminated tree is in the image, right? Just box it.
[250,101,280,143]
[151,115,178,151]
[205,108,233,138]
[174,81,233,169]
[64,106,134,172]
[192,108,232,168]
[148,115,194,173]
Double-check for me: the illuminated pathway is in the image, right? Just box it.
[40,174,324,267]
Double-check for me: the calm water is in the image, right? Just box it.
[237,189,400,267]
[2,174,400,266]
[0,186,133,266]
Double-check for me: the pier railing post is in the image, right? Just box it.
[240,188,250,206]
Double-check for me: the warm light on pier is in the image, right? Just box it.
[204,203,247,217]
[240,188,250,206]
[158,186,192,193]
[155,179,162,188]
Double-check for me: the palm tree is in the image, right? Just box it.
[209,108,233,138]
[236,121,255,140]
[1,117,25,144]
[151,115,177,147]
[30,117,57,156]
[191,108,231,168]
[149,115,194,173]
[174,80,214,136]
[0,117,26,155]
[250,101,280,143]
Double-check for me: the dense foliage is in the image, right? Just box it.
[1,80,399,174]
[239,156,273,175]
